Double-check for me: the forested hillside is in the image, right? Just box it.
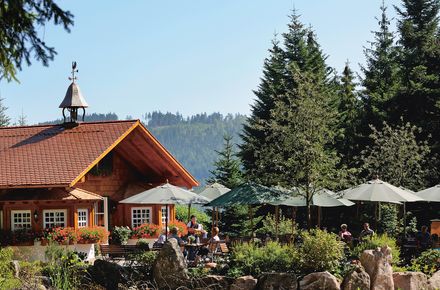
[38,111,246,182]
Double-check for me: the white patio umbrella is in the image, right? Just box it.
[119,182,210,240]
[339,178,423,228]
[196,182,230,228]
[416,185,440,202]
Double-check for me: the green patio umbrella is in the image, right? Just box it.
[207,182,292,237]
[120,182,209,240]
[196,182,230,228]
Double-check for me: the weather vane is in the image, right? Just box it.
[69,61,78,82]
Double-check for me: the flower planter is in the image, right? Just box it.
[77,239,99,244]
[127,238,138,245]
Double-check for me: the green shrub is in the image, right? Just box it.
[410,249,440,275]
[0,247,20,289]
[351,233,400,265]
[175,205,211,231]
[136,238,150,250]
[228,241,298,277]
[298,229,344,274]
[44,244,88,290]
[256,211,297,237]
[111,226,132,245]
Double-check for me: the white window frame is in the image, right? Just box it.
[11,210,32,231]
[131,207,152,228]
[77,208,89,228]
[43,209,67,229]
[161,206,169,225]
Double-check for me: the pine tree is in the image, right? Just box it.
[393,0,440,143]
[207,134,243,189]
[16,109,27,126]
[239,36,287,184]
[0,97,11,127]
[336,62,360,166]
[360,2,400,130]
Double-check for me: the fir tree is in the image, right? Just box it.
[17,109,27,126]
[393,0,440,144]
[207,134,243,189]
[360,2,400,130]
[0,97,11,127]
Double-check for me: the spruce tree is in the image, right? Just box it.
[239,36,287,184]
[336,62,360,166]
[207,134,243,189]
[360,2,400,130]
[0,97,10,127]
[393,0,440,143]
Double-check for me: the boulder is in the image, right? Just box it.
[89,259,125,290]
[11,260,20,278]
[256,272,297,290]
[153,238,189,289]
[360,246,394,290]
[299,271,340,290]
[341,265,370,290]
[428,270,440,290]
[229,275,257,290]
[392,272,429,290]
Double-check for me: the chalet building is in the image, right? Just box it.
[0,65,198,234]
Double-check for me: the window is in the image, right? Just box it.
[131,207,151,228]
[161,206,169,225]
[43,209,67,228]
[11,210,31,230]
[77,209,88,228]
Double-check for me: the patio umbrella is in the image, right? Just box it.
[207,182,292,237]
[196,182,230,228]
[339,178,423,227]
[120,182,209,240]
[416,185,440,202]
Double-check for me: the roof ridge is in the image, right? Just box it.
[0,119,139,130]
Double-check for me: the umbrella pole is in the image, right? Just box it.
[403,202,407,236]
[291,206,296,241]
[216,207,219,227]
[212,207,215,230]
[165,204,169,241]
[275,205,279,240]
[317,206,321,229]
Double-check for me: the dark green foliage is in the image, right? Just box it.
[175,204,211,230]
[360,3,400,130]
[218,204,250,238]
[378,203,399,236]
[410,249,440,275]
[0,0,74,82]
[207,134,243,189]
[351,234,401,265]
[0,97,10,127]
[0,248,20,289]
[392,0,440,152]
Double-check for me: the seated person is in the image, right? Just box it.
[168,226,185,246]
[416,225,432,251]
[187,215,206,236]
[339,224,353,243]
[359,223,374,241]
[196,227,221,261]
[154,227,169,246]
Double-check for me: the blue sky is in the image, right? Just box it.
[1,0,400,124]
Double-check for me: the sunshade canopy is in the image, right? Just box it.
[416,185,440,202]
[119,182,209,205]
[272,188,354,207]
[196,182,230,202]
[207,182,291,207]
[340,179,423,203]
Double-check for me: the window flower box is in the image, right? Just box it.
[131,223,160,239]
[44,227,77,245]
[77,226,109,244]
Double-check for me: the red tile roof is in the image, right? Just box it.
[0,120,138,188]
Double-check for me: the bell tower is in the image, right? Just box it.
[59,62,88,126]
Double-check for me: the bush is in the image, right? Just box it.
[351,234,400,265]
[410,249,440,275]
[77,226,109,243]
[111,226,132,245]
[131,224,160,239]
[44,227,77,244]
[256,211,297,237]
[44,244,88,290]
[298,229,344,274]
[228,241,298,277]
[0,247,20,289]
[136,238,150,250]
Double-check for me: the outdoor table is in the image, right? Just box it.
[185,243,205,261]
